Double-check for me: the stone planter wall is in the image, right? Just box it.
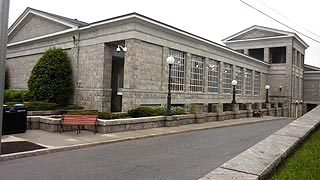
[26,104,290,134]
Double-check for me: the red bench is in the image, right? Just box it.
[60,115,98,134]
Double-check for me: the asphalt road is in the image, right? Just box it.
[0,119,292,180]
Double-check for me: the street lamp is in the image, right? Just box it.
[265,85,270,103]
[166,56,175,116]
[231,80,237,104]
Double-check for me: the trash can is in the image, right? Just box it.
[2,104,27,135]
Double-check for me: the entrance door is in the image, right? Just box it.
[111,57,124,112]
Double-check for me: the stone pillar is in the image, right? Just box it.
[263,48,269,63]
[215,103,224,121]
[185,53,191,92]
[161,47,170,91]
[266,103,271,116]
[232,104,240,119]
[219,62,224,94]
[204,57,209,93]
[246,103,253,118]
[243,49,249,55]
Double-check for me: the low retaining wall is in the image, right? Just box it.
[199,105,320,180]
[27,108,288,134]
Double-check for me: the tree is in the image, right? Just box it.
[28,48,73,105]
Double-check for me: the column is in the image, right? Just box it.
[263,47,269,63]
[185,53,191,93]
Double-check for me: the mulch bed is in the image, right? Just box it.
[1,141,46,155]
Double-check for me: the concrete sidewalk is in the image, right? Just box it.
[1,116,291,161]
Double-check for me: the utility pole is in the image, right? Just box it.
[0,0,10,156]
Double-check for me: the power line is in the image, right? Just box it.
[254,0,320,40]
[240,0,320,44]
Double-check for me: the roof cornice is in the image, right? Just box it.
[222,25,309,48]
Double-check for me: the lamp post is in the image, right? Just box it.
[231,80,237,104]
[166,56,175,116]
[265,85,270,103]
[0,0,10,156]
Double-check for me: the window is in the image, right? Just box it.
[223,63,233,94]
[297,51,301,67]
[292,49,296,65]
[269,47,286,64]
[235,67,243,94]
[248,48,264,61]
[301,54,305,67]
[208,59,219,93]
[245,69,252,95]
[169,49,185,91]
[254,72,260,95]
[190,55,204,92]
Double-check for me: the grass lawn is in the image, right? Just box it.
[270,129,320,180]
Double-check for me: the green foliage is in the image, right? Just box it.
[154,107,166,115]
[65,110,98,115]
[25,101,58,111]
[172,107,185,115]
[270,130,320,180]
[4,90,31,102]
[127,106,157,118]
[28,48,73,105]
[66,104,84,110]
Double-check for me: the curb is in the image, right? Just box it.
[1,117,291,162]
[199,106,320,180]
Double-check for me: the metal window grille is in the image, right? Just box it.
[254,72,260,95]
[223,63,233,94]
[169,49,185,91]
[190,55,204,92]
[245,69,252,95]
[235,67,243,94]
[208,59,219,93]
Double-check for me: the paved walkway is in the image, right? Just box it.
[1,116,291,160]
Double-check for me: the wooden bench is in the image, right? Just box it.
[60,115,98,134]
[253,108,263,117]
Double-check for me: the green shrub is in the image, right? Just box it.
[127,106,157,118]
[154,107,166,116]
[28,48,73,106]
[4,90,31,102]
[65,110,98,115]
[26,101,58,111]
[172,107,185,115]
[97,112,121,119]
[66,104,84,110]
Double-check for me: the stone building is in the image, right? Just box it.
[5,8,309,117]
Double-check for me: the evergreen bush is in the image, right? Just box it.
[28,48,73,106]
[127,106,157,118]
[4,90,31,102]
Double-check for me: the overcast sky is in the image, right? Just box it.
[8,0,320,67]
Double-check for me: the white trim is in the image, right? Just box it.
[224,35,293,43]
[7,28,77,47]
[304,71,320,74]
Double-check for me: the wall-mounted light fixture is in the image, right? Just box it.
[116,45,127,52]
[279,85,282,91]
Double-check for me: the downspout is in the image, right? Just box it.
[290,39,294,117]
[75,28,81,104]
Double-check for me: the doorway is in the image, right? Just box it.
[111,57,124,112]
